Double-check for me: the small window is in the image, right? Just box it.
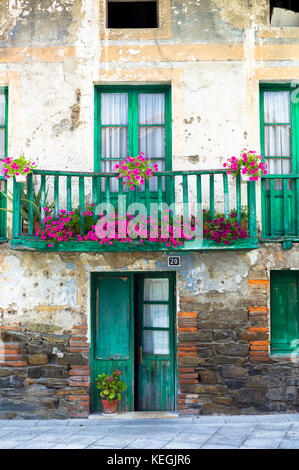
[107,1,158,29]
[270,1,299,27]
[271,271,299,355]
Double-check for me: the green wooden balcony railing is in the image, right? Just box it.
[261,175,299,242]
[10,169,258,252]
[0,176,7,242]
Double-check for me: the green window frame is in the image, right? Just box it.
[94,85,172,174]
[0,86,8,242]
[270,270,299,355]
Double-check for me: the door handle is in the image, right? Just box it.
[139,346,143,364]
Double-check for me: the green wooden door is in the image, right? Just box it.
[271,271,299,354]
[91,274,134,412]
[136,273,175,411]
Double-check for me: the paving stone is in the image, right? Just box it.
[250,430,287,439]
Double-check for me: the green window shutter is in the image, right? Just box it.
[94,85,172,173]
[0,86,8,241]
[271,271,299,354]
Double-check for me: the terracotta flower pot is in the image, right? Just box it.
[101,398,118,415]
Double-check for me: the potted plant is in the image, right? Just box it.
[95,370,127,415]
[113,153,157,191]
[1,155,36,182]
[223,149,268,182]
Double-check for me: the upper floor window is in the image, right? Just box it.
[270,1,299,27]
[107,1,158,29]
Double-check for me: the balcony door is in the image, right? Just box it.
[260,85,299,238]
[95,85,171,203]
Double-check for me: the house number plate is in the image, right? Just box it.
[168,256,180,267]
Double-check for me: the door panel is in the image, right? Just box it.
[92,275,134,412]
[136,274,175,411]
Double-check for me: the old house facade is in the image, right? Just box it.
[0,0,299,418]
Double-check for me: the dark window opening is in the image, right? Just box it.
[270,1,299,26]
[107,1,158,29]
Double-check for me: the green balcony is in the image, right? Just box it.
[9,169,258,252]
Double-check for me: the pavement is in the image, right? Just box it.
[0,413,299,449]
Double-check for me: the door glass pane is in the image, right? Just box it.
[264,125,291,157]
[143,304,169,328]
[139,127,165,158]
[0,128,5,158]
[101,93,128,125]
[102,127,128,159]
[143,330,169,355]
[0,94,5,126]
[264,91,290,123]
[144,278,169,301]
[139,93,165,124]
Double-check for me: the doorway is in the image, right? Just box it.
[91,272,176,413]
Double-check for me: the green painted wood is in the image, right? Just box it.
[136,273,175,411]
[271,271,299,355]
[91,274,134,412]
[196,174,202,229]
